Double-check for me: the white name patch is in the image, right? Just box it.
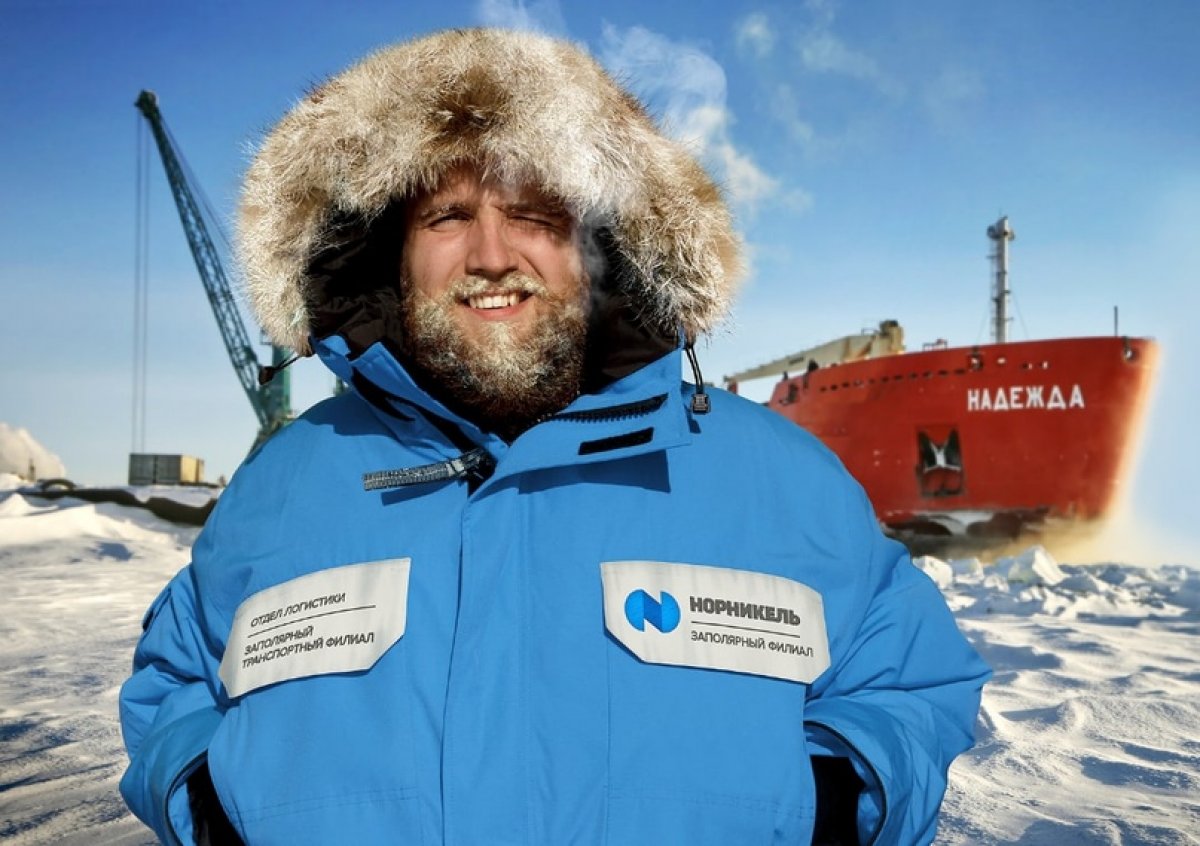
[219,558,410,698]
[601,561,830,684]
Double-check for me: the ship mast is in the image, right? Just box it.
[987,216,1016,344]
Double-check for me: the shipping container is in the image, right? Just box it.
[128,454,205,486]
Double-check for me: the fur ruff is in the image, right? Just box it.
[238,28,743,351]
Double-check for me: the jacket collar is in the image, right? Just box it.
[313,334,693,482]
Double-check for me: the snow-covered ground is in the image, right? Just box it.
[1,483,1197,845]
[923,551,1200,844]
[0,484,200,845]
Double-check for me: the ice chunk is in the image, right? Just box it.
[998,545,1066,586]
[950,557,984,577]
[914,555,955,589]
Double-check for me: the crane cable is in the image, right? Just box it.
[131,114,240,455]
[133,113,150,453]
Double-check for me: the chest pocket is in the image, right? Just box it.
[601,560,827,844]
[206,559,423,842]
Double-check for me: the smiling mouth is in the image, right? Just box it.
[464,291,531,310]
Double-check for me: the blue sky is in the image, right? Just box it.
[2,1,1197,557]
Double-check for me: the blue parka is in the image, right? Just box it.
[120,28,989,846]
[120,335,989,845]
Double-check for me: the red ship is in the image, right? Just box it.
[725,218,1159,539]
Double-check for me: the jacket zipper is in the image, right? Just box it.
[547,393,668,423]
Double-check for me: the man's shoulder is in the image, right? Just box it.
[217,392,410,499]
[697,387,846,469]
[679,385,875,511]
[283,391,390,441]
[251,392,392,460]
[191,392,439,589]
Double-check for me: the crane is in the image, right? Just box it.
[134,90,292,449]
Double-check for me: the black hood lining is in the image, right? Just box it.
[305,204,409,357]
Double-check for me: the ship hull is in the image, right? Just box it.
[764,336,1159,535]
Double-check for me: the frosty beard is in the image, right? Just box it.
[399,271,589,440]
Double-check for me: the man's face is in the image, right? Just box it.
[402,166,590,346]
[398,166,592,436]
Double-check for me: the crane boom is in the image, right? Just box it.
[134,90,291,445]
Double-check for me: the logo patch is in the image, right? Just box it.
[601,560,830,684]
[624,589,681,633]
[219,558,410,698]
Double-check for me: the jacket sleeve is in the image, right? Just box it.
[804,489,991,845]
[119,564,226,846]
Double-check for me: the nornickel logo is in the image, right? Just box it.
[624,589,680,633]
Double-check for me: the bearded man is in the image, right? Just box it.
[397,165,593,439]
[119,28,989,846]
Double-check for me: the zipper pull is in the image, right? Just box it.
[362,447,495,491]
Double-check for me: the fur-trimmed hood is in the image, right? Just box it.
[238,27,743,357]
